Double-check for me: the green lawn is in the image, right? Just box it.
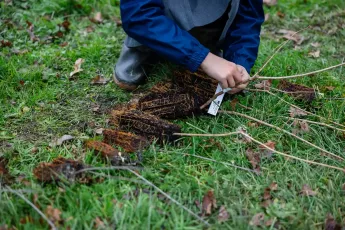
[1,0,345,229]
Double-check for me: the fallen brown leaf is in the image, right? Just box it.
[254,80,272,90]
[278,29,305,45]
[0,157,13,185]
[289,107,308,117]
[92,12,103,24]
[325,86,335,91]
[311,42,320,48]
[49,135,74,147]
[263,0,277,6]
[308,50,320,58]
[69,58,84,78]
[325,214,343,230]
[277,11,285,18]
[230,98,239,111]
[91,74,109,85]
[94,217,105,228]
[218,205,230,223]
[300,184,317,196]
[45,205,62,225]
[202,190,217,216]
[1,40,12,47]
[245,148,261,173]
[250,213,265,226]
[26,21,40,42]
[264,13,270,22]
[259,141,276,158]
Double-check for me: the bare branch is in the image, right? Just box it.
[173,131,240,137]
[219,110,344,161]
[127,169,210,226]
[5,186,57,230]
[240,132,345,172]
[255,62,345,80]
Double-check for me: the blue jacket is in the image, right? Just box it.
[120,0,264,73]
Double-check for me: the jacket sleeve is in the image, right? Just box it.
[223,0,264,73]
[120,0,210,72]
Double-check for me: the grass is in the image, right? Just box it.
[1,0,345,229]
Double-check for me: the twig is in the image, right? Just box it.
[239,132,345,172]
[5,186,57,230]
[178,152,258,174]
[253,27,310,77]
[219,110,344,161]
[173,132,239,137]
[75,166,142,174]
[278,116,345,133]
[127,169,210,226]
[249,88,345,129]
[200,91,224,110]
[254,62,345,80]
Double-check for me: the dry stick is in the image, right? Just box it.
[239,133,345,172]
[219,110,344,161]
[127,168,210,227]
[180,152,257,174]
[278,116,345,133]
[76,166,142,174]
[255,62,345,80]
[5,186,57,230]
[174,131,239,137]
[200,62,345,110]
[253,26,310,78]
[174,132,344,172]
[249,88,345,129]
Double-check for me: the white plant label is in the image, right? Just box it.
[207,84,231,116]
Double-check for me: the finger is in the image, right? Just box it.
[228,88,243,95]
[232,69,243,85]
[236,82,249,90]
[220,80,228,89]
[227,76,236,88]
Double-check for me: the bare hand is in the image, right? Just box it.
[228,65,250,94]
[200,53,245,89]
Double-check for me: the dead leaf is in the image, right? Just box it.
[254,80,272,90]
[11,49,29,55]
[308,50,320,58]
[94,217,105,228]
[300,184,317,196]
[202,190,217,216]
[69,58,84,78]
[277,11,285,18]
[263,0,277,6]
[61,20,71,31]
[264,13,270,22]
[245,148,261,173]
[0,157,13,185]
[278,29,305,45]
[218,205,230,223]
[91,75,109,85]
[49,135,74,147]
[1,40,12,47]
[325,86,335,91]
[259,141,276,158]
[269,182,278,191]
[325,214,343,230]
[230,98,239,110]
[26,21,40,42]
[250,213,265,226]
[59,42,68,47]
[289,107,308,117]
[45,205,62,225]
[113,17,122,26]
[95,128,104,135]
[311,42,320,48]
[92,12,103,24]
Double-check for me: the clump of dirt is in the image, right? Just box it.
[138,91,203,119]
[103,129,149,153]
[278,80,316,102]
[33,158,86,183]
[85,140,130,165]
[110,109,181,143]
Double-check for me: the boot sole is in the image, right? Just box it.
[113,73,138,91]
